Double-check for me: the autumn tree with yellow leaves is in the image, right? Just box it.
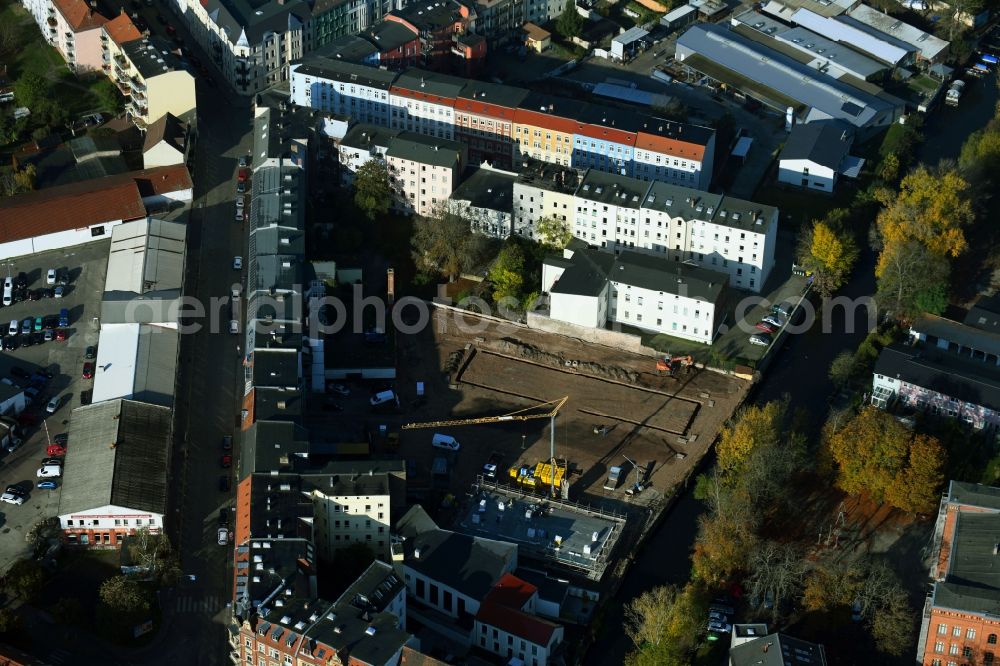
[823,407,945,513]
[797,211,859,297]
[872,166,972,319]
[624,583,708,666]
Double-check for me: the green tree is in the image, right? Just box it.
[3,559,45,601]
[127,528,181,586]
[875,239,950,320]
[92,77,124,115]
[99,575,151,615]
[624,583,706,666]
[14,72,48,110]
[0,608,22,635]
[488,243,526,303]
[715,401,784,479]
[556,3,584,39]
[535,216,572,249]
[13,164,36,193]
[353,159,391,221]
[411,207,492,281]
[50,597,86,626]
[828,350,856,388]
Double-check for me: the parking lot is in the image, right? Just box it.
[0,240,109,572]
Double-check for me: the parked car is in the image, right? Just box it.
[220,454,232,468]
[236,180,246,194]
[707,621,732,635]
[10,367,29,380]
[20,318,31,334]
[754,321,776,334]
[80,389,92,406]
[55,328,67,341]
[238,155,250,168]
[749,333,772,347]
[233,256,243,270]
[85,346,96,360]
[217,527,229,545]
[431,433,460,451]
[0,489,24,505]
[235,209,244,222]
[28,289,41,301]
[327,383,350,397]
[36,465,61,478]
[218,475,231,492]
[54,433,68,445]
[229,320,239,334]
[235,197,245,209]
[46,269,56,285]
[37,481,57,490]
[222,435,232,450]
[218,508,228,526]
[54,286,64,298]
[45,395,65,414]
[59,308,69,327]
[47,444,66,457]
[762,314,784,328]
[82,363,94,379]
[5,437,22,453]
[237,167,250,182]
[14,272,27,289]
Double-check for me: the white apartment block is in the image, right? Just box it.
[304,473,393,562]
[173,0,309,95]
[385,135,464,216]
[511,165,579,240]
[517,170,777,293]
[289,59,397,126]
[388,70,467,141]
[542,244,728,344]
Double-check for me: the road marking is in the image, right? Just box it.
[48,649,71,664]
[176,595,222,614]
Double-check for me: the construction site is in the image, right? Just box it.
[390,306,750,584]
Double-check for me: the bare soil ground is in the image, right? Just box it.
[392,309,750,507]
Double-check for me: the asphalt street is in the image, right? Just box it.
[15,3,255,663]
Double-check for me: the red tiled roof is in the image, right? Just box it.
[486,573,538,610]
[635,131,706,161]
[388,86,457,108]
[0,176,145,244]
[131,164,193,197]
[574,121,636,145]
[103,12,143,45]
[476,602,559,647]
[513,108,577,135]
[399,646,449,666]
[53,0,108,31]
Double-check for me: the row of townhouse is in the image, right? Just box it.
[871,305,1000,431]
[20,0,197,129]
[339,123,467,216]
[452,163,778,293]
[290,59,716,187]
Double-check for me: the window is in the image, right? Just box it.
[968,628,977,640]
[950,644,959,655]
[954,627,962,637]
[985,652,994,664]
[935,642,944,653]
[990,634,998,644]
[91,226,106,237]
[964,647,973,658]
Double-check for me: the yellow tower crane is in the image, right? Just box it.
[402,396,569,497]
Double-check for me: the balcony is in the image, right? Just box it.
[46,17,57,27]
[117,80,131,95]
[114,54,127,66]
[129,77,145,93]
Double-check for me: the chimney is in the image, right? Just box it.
[414,547,421,559]
[387,268,395,305]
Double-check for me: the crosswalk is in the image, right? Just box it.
[175,595,224,614]
[47,649,72,665]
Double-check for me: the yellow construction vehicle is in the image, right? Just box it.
[403,397,569,497]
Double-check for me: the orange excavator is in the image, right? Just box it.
[656,355,694,376]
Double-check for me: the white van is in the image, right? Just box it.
[7,320,17,335]
[370,390,399,407]
[431,433,460,451]
[2,278,12,307]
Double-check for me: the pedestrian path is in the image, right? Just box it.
[175,595,224,614]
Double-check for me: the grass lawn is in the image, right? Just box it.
[1,1,67,80]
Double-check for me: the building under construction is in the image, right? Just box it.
[454,484,627,581]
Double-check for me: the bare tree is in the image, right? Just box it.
[745,541,805,620]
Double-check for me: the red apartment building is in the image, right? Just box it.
[384,0,483,74]
[919,481,1000,665]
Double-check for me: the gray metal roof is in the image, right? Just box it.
[394,505,517,601]
[911,314,1000,359]
[254,386,302,422]
[779,120,853,170]
[613,251,727,303]
[252,348,300,387]
[790,8,913,65]
[576,169,650,210]
[389,0,465,32]
[240,420,309,479]
[934,512,1000,614]
[643,181,776,231]
[450,168,515,212]
[874,344,1000,412]
[775,27,886,79]
[391,69,467,99]
[249,163,305,233]
[251,103,313,168]
[385,132,463,169]
[340,123,402,151]
[676,23,898,128]
[201,0,312,45]
[301,472,390,497]
[311,34,379,63]
[729,633,827,666]
[456,80,530,108]
[59,400,171,517]
[129,324,178,406]
[964,295,1000,333]
[613,26,649,45]
[948,481,1000,512]
[292,58,399,90]
[363,21,419,52]
[122,37,185,79]
[846,5,948,61]
[545,247,615,297]
[105,218,186,297]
